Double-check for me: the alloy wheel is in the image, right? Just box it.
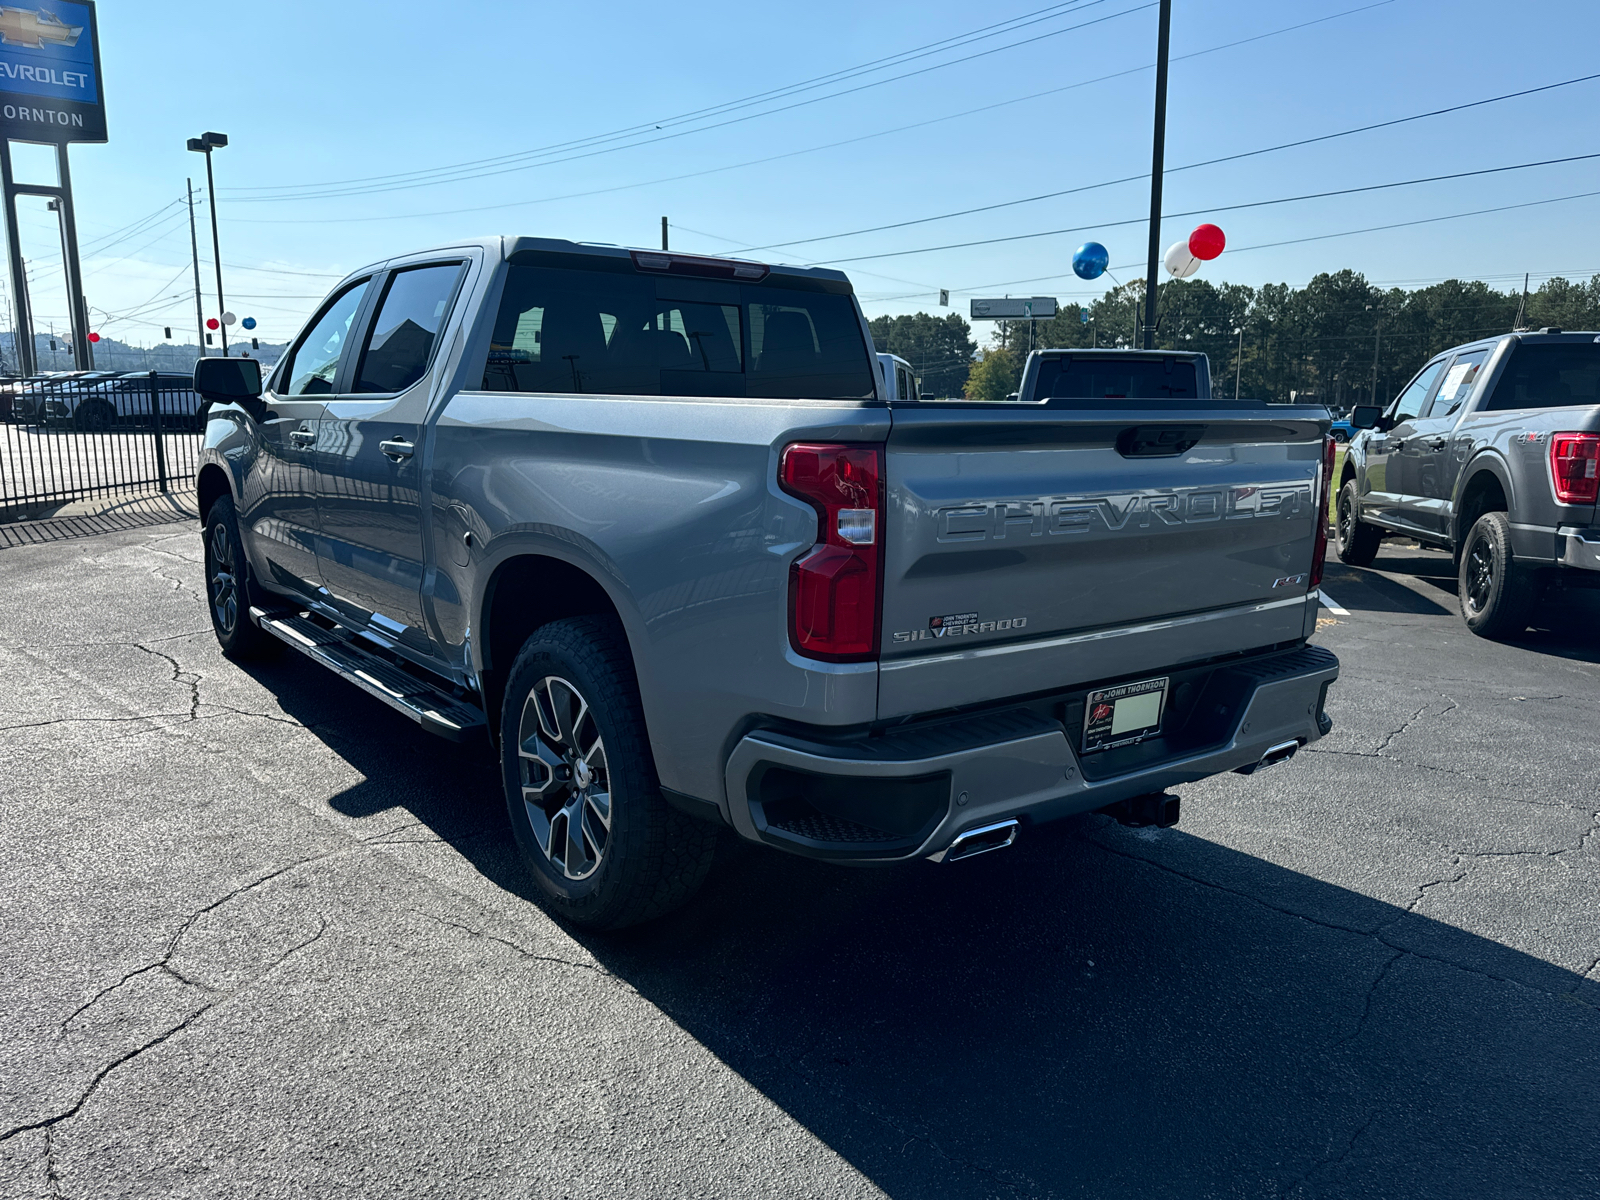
[1337,489,1354,547]
[1465,536,1495,614]
[206,520,238,635]
[517,675,612,880]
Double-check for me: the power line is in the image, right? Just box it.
[818,153,1600,265]
[224,2,1155,204]
[734,71,1600,254]
[219,0,1397,227]
[220,1,1118,200]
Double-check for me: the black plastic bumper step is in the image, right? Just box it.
[250,607,487,742]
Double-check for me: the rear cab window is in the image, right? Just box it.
[1483,341,1600,411]
[482,257,874,400]
[1029,355,1199,404]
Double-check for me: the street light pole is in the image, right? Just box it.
[1141,0,1173,351]
[188,133,229,356]
[1234,327,1244,400]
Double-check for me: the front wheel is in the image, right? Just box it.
[1459,511,1533,639]
[203,493,279,660]
[500,615,717,930]
[1335,480,1381,566]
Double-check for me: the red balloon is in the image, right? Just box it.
[206,317,220,330]
[88,332,100,343]
[1189,223,1225,261]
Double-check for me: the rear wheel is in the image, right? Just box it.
[74,399,114,431]
[203,493,279,660]
[500,615,716,930]
[1459,511,1533,639]
[1335,480,1381,566]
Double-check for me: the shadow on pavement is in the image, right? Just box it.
[1321,561,1453,615]
[245,650,1600,1199]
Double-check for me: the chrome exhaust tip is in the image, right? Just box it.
[929,819,1019,864]
[1236,739,1302,775]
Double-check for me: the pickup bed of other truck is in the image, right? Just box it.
[192,239,1339,928]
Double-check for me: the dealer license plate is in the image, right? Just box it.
[1082,676,1169,753]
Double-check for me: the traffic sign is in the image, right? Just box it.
[970,297,1057,320]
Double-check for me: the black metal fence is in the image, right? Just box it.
[0,371,203,515]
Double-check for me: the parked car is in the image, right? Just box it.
[1329,417,1358,443]
[877,352,926,402]
[42,371,203,430]
[192,237,1340,928]
[1335,328,1600,636]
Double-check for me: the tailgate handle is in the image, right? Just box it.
[1116,425,1206,458]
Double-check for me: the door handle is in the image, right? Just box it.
[380,438,415,461]
[288,428,315,447]
[1390,438,1406,451]
[1428,437,1448,450]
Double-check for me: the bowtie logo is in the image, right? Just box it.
[0,7,84,49]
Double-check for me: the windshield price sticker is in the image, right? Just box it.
[1083,676,1169,753]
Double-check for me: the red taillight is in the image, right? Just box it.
[1550,433,1600,506]
[779,442,883,661]
[1310,435,1336,589]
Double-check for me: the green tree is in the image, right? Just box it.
[963,345,1021,401]
[866,311,977,398]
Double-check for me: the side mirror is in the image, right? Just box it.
[1349,404,1381,430]
[193,356,262,404]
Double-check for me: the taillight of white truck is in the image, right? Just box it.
[778,442,884,662]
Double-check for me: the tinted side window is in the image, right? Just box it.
[1425,348,1490,417]
[1391,359,1445,423]
[1034,356,1198,401]
[746,290,873,400]
[483,266,872,400]
[1483,343,1600,411]
[281,280,371,396]
[355,263,465,394]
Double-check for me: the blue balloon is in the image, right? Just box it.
[241,316,257,330]
[1072,242,1109,280]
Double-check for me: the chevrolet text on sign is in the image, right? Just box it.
[0,1,105,143]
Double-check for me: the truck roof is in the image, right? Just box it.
[323,236,858,296]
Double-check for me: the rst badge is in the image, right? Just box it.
[892,612,1028,643]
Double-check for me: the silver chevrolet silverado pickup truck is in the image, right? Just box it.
[192,237,1340,928]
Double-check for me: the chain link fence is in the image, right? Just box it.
[0,371,203,516]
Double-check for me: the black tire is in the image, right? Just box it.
[74,399,114,432]
[499,615,716,930]
[1335,479,1381,567]
[202,493,279,660]
[1459,511,1533,639]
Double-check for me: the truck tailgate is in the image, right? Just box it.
[879,404,1327,719]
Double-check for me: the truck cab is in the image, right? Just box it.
[877,352,922,402]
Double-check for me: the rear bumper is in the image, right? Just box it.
[723,644,1339,864]
[1557,526,1600,571]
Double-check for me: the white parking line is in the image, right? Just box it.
[1318,590,1350,615]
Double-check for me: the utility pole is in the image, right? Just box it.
[661,216,668,251]
[1141,0,1173,351]
[1370,321,1381,405]
[1512,272,1530,331]
[188,133,229,354]
[186,178,206,356]
[1234,327,1244,400]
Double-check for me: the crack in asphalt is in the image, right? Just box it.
[1336,951,1405,1048]
[1084,835,1597,1014]
[420,914,609,976]
[1282,1111,1376,1198]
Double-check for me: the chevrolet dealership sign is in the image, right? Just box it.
[0,2,104,142]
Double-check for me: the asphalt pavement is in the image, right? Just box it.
[0,523,1595,1199]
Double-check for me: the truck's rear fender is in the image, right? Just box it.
[429,391,890,811]
[1450,449,1515,554]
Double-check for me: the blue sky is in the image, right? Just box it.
[13,0,1599,348]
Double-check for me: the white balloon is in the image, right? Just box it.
[1163,241,1200,279]
[222,311,237,325]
